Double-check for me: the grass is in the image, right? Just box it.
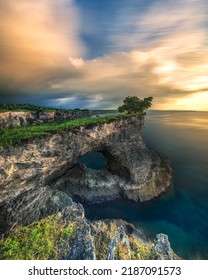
[92,220,158,260]
[0,113,137,148]
[115,241,131,260]
[130,238,158,260]
[93,221,118,260]
[0,214,76,260]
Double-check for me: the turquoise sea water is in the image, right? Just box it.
[84,111,208,260]
[79,151,107,170]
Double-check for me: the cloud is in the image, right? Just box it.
[69,57,85,68]
[107,0,207,52]
[0,0,207,111]
[176,51,208,67]
[50,51,197,108]
[0,0,85,94]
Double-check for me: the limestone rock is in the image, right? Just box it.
[107,226,131,260]
[59,204,96,260]
[0,110,93,128]
[155,233,174,260]
[90,219,179,260]
[0,115,172,235]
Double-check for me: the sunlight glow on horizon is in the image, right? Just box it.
[153,91,208,111]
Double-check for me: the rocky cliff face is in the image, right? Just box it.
[0,115,171,235]
[0,114,175,259]
[0,110,93,127]
[0,201,179,260]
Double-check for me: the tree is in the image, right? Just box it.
[118,96,153,114]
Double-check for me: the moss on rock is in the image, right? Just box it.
[0,214,76,260]
[129,237,158,260]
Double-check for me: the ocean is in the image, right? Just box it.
[83,111,208,260]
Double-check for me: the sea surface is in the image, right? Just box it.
[83,111,208,260]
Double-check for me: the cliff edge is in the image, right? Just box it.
[0,114,175,259]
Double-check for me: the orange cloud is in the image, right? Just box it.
[0,0,84,93]
[0,0,207,111]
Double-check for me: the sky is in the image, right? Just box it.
[0,0,208,110]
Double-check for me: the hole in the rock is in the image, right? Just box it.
[79,151,106,170]
[102,149,131,180]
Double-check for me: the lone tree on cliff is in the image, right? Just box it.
[118,96,153,114]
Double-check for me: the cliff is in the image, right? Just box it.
[0,110,93,127]
[0,114,174,259]
[0,203,179,260]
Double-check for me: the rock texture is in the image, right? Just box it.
[60,203,96,260]
[155,233,178,260]
[0,115,171,235]
[0,110,93,127]
[90,219,180,260]
[0,201,180,260]
[0,114,179,260]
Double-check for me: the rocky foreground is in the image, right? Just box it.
[0,114,177,259]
